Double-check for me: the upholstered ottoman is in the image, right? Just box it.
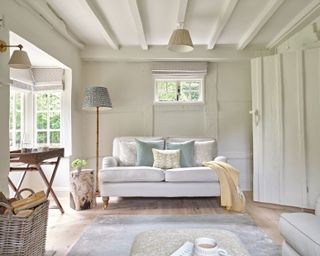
[131,228,250,256]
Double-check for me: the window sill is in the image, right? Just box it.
[153,101,205,106]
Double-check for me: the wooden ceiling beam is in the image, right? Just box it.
[208,0,239,50]
[177,0,189,26]
[128,0,148,50]
[81,45,271,62]
[267,0,320,49]
[80,0,119,50]
[238,0,284,50]
[15,0,84,48]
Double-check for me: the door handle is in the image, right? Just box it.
[249,109,260,126]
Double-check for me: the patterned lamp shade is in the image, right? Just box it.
[82,86,112,110]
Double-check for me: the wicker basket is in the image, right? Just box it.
[0,189,49,256]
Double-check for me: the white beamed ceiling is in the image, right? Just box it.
[46,0,314,50]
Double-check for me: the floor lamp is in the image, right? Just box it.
[82,86,112,194]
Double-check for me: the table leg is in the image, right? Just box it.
[14,171,27,198]
[8,176,18,193]
[36,164,64,214]
[46,157,61,198]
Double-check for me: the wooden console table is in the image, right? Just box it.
[9,148,65,213]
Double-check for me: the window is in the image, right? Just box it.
[9,91,24,148]
[154,78,203,103]
[35,92,61,147]
[9,90,62,150]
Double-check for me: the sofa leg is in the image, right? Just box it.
[102,196,109,209]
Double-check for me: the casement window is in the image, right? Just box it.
[152,62,207,104]
[9,67,64,150]
[9,90,24,149]
[35,92,61,146]
[154,78,203,103]
[9,90,62,150]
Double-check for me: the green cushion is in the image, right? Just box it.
[166,140,195,167]
[136,139,165,166]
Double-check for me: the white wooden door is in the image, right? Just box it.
[251,51,310,208]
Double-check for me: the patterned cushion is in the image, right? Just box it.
[136,139,165,166]
[194,141,216,166]
[119,141,136,166]
[152,149,180,169]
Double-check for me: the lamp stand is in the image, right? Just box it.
[96,106,100,195]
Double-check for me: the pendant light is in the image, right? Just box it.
[168,23,194,53]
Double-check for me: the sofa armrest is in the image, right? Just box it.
[102,156,118,168]
[214,156,228,163]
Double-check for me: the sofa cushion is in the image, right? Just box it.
[165,167,219,182]
[136,139,165,166]
[119,141,136,166]
[194,140,217,166]
[166,140,195,167]
[166,138,217,166]
[113,137,164,160]
[100,167,164,182]
[152,149,180,169]
[279,213,320,256]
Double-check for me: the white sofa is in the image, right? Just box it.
[99,137,226,207]
[279,197,320,256]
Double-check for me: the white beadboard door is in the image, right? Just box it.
[251,51,310,208]
[303,48,320,208]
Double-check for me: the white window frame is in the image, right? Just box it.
[153,75,205,105]
[33,91,62,147]
[9,89,25,149]
[9,87,63,149]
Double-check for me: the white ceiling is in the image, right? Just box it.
[26,0,315,50]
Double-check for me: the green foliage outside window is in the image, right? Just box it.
[9,91,23,148]
[35,92,61,146]
[156,79,202,102]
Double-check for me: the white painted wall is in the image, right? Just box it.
[81,61,253,190]
[0,0,82,196]
[0,27,10,196]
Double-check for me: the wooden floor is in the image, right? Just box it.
[47,192,308,255]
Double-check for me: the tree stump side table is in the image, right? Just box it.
[69,169,96,210]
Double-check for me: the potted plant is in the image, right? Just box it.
[71,159,87,173]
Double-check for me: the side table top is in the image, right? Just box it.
[70,169,95,175]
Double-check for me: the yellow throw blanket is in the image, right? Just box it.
[203,161,246,212]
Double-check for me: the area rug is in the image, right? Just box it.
[67,214,280,256]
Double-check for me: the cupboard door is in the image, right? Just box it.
[304,48,320,208]
[252,51,309,208]
[281,51,307,207]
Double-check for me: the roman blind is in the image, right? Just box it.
[10,68,64,91]
[152,62,207,76]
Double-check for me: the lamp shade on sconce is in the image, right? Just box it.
[168,28,194,53]
[82,86,112,110]
[9,50,32,69]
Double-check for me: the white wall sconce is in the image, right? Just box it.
[0,40,31,69]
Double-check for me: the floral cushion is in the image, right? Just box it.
[152,149,180,169]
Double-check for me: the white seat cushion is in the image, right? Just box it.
[100,167,164,182]
[165,167,219,182]
[279,213,320,256]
